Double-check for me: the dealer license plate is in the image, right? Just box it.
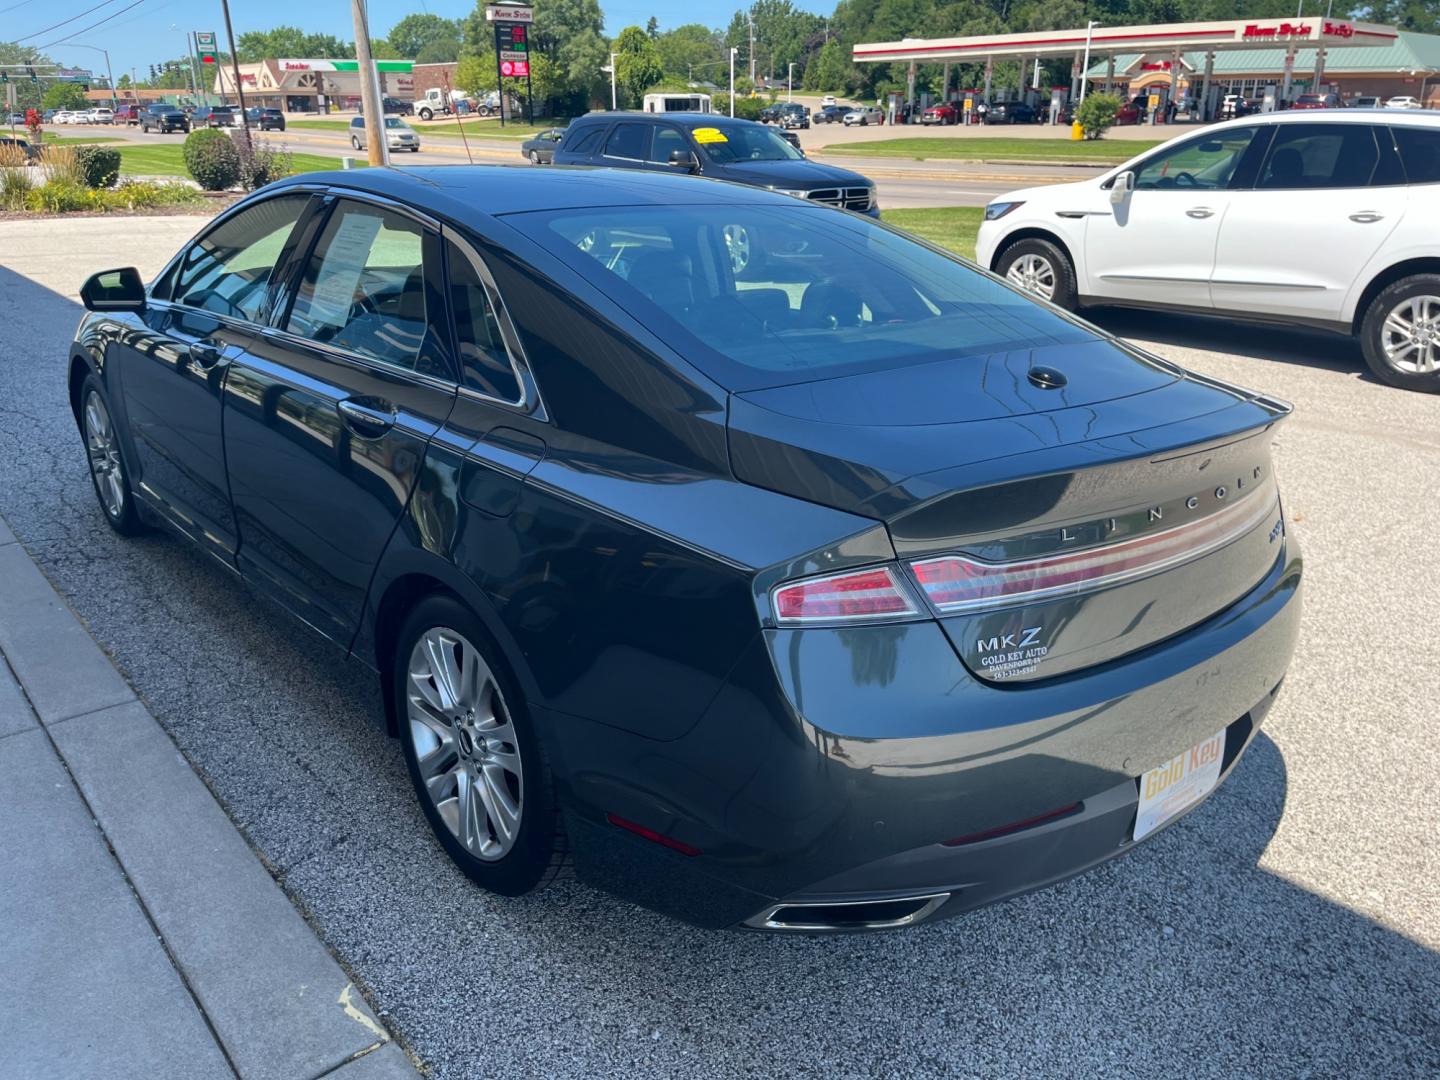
[1133,730,1225,842]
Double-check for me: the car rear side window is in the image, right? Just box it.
[446,241,521,403]
[168,194,310,322]
[604,123,650,160]
[1394,126,1440,184]
[563,126,603,156]
[1256,123,1381,189]
[285,202,433,373]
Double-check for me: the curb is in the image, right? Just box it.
[0,512,420,1080]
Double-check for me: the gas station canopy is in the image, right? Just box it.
[852,18,1400,66]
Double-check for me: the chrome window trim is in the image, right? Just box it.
[441,224,548,421]
[249,323,462,396]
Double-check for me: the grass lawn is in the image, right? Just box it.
[882,207,983,261]
[38,136,124,146]
[116,144,341,178]
[830,136,1160,165]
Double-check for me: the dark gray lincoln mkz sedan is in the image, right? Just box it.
[68,166,1302,932]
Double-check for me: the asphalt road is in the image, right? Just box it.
[79,121,1084,209]
[2,217,1437,1078]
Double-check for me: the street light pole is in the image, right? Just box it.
[1079,21,1098,103]
[66,44,116,110]
[608,52,617,110]
[729,47,736,117]
[787,62,794,102]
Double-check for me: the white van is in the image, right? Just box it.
[642,93,711,114]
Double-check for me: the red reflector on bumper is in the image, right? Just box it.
[606,813,701,857]
[940,803,1081,847]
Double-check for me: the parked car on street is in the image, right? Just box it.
[139,105,191,134]
[193,106,238,128]
[553,113,875,214]
[114,104,141,125]
[67,163,1302,931]
[1386,96,1423,109]
[350,115,421,152]
[842,105,882,126]
[521,127,565,164]
[1351,96,1383,109]
[977,111,1440,392]
[921,102,959,125]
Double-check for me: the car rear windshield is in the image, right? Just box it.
[506,203,1092,392]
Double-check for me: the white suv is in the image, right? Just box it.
[977,112,1440,392]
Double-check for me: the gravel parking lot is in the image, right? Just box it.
[2,217,1437,1078]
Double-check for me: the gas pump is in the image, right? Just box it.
[1048,87,1068,125]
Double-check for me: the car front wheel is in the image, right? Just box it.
[996,237,1078,310]
[395,596,567,895]
[351,135,361,150]
[529,149,540,164]
[1361,274,1440,392]
[79,376,144,535]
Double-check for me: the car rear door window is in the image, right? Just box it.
[285,201,431,373]
[1255,123,1381,189]
[648,126,687,163]
[604,123,650,161]
[446,241,521,403]
[168,194,311,322]
[1394,126,1440,184]
[562,126,603,156]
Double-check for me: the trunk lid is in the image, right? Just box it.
[730,340,1291,681]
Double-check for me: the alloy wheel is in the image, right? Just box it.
[1006,253,1057,301]
[406,628,524,861]
[84,390,125,519]
[723,224,751,274]
[1380,294,1440,375]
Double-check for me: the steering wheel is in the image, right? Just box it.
[1172,171,1198,187]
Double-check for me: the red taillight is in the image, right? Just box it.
[606,813,701,857]
[941,803,1081,846]
[911,493,1276,614]
[772,566,918,625]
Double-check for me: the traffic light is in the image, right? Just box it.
[26,65,38,84]
[0,71,8,85]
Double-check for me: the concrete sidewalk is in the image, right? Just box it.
[0,512,419,1080]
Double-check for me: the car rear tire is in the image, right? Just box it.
[528,149,540,164]
[351,135,361,150]
[996,237,1078,310]
[79,375,144,536]
[395,595,567,896]
[1360,274,1440,393]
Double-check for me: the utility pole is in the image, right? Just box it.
[218,0,252,148]
[606,52,617,110]
[1079,21,1098,103]
[350,0,387,165]
[748,13,755,85]
[729,47,736,116]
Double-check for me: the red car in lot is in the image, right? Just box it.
[921,102,959,125]
[1292,93,1345,110]
[1115,96,1146,125]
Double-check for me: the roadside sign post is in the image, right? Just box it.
[486,6,534,129]
[194,31,218,108]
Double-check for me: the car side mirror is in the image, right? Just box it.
[80,267,146,312]
[1109,170,1135,205]
[669,148,699,171]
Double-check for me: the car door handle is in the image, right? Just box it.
[1349,211,1384,224]
[188,339,227,370]
[1186,207,1215,219]
[337,399,396,438]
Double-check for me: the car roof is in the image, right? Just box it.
[265,163,815,219]
[569,112,761,129]
[1208,109,1440,128]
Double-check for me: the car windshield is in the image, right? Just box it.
[507,203,1091,392]
[694,124,802,164]
[385,118,409,129]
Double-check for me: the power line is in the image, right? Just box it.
[0,0,45,18]
[34,0,150,51]
[17,0,125,42]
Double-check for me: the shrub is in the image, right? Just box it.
[710,94,765,121]
[231,134,294,190]
[1,161,35,210]
[1075,93,1121,140]
[25,179,100,214]
[183,128,241,190]
[108,180,207,210]
[38,144,80,186]
[72,145,122,188]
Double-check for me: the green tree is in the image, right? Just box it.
[454,53,498,97]
[234,27,351,62]
[43,81,89,111]
[646,16,660,38]
[370,39,401,60]
[614,25,664,106]
[805,38,849,90]
[386,14,464,59]
[655,24,725,82]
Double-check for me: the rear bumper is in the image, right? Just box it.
[551,544,1301,931]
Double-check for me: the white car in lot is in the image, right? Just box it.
[87,108,114,125]
[1386,96,1423,109]
[976,112,1440,392]
[52,110,75,124]
[843,106,883,126]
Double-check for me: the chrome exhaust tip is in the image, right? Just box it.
[743,892,951,932]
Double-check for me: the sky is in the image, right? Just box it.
[9,0,828,84]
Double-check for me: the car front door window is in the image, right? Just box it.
[284,202,436,374]
[1133,128,1260,191]
[647,127,686,165]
